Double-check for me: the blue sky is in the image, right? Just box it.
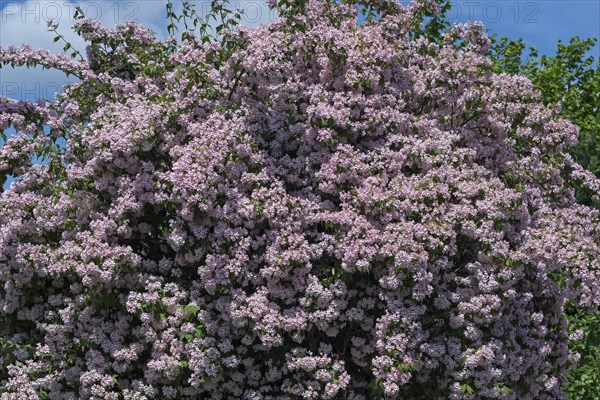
[1,0,599,190]
[447,0,600,57]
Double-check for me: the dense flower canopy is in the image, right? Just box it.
[0,0,599,398]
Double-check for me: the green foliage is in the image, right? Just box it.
[491,32,600,400]
[459,380,475,395]
[47,9,85,61]
[489,29,600,400]
[166,0,244,61]
[410,0,452,42]
[564,305,600,400]
[489,35,600,208]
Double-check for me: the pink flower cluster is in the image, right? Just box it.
[0,0,598,398]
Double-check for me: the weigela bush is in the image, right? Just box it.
[0,0,599,398]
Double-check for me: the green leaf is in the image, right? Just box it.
[183,304,199,315]
[460,382,475,395]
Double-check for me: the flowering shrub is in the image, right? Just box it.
[1,0,599,398]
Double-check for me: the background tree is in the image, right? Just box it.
[488,34,600,400]
[489,36,600,208]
